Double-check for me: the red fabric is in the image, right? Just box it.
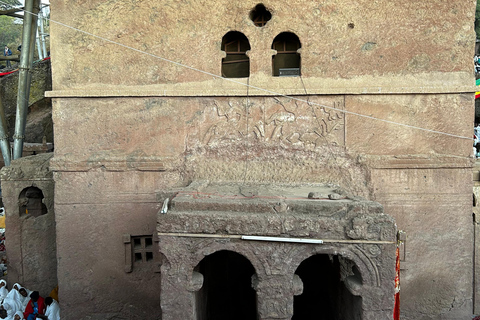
[0,70,17,77]
[393,246,400,320]
[24,296,45,320]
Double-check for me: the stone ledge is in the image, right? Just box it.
[0,153,53,181]
[157,182,395,242]
[49,156,171,172]
[359,154,474,169]
[46,72,475,98]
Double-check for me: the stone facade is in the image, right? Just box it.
[0,153,56,297]
[42,0,477,319]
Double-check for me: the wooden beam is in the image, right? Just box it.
[0,7,24,19]
[0,55,20,62]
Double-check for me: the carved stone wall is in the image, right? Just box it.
[47,0,476,318]
[0,154,56,297]
[157,183,397,320]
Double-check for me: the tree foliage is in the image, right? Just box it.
[0,0,23,49]
[0,0,21,10]
[0,16,22,49]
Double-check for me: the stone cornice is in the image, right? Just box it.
[358,154,474,169]
[46,72,475,98]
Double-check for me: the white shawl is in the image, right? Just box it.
[2,290,23,316]
[6,285,29,313]
[13,311,24,320]
[0,280,8,302]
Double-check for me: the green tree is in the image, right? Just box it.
[0,16,22,49]
[0,0,21,10]
[0,0,23,49]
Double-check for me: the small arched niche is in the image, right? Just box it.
[271,32,301,77]
[293,254,363,320]
[194,250,257,320]
[19,186,48,217]
[221,31,251,78]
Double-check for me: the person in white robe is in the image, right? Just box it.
[0,281,8,302]
[36,298,59,320]
[10,285,30,298]
[13,311,23,320]
[5,288,28,313]
[8,284,30,308]
[2,290,22,316]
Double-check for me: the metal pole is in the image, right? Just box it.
[0,94,11,166]
[39,6,47,58]
[26,0,40,101]
[12,0,36,159]
[36,28,42,60]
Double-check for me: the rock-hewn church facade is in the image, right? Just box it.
[1,1,476,319]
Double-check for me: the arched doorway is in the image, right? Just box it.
[195,250,257,320]
[293,254,362,320]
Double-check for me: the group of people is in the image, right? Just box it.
[0,281,59,320]
[475,55,480,74]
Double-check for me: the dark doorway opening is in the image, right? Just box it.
[293,254,362,320]
[221,32,251,78]
[272,32,301,77]
[195,250,257,320]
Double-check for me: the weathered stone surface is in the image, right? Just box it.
[373,167,473,319]
[0,153,56,297]
[49,0,473,94]
[51,96,375,199]
[53,170,172,320]
[345,94,473,157]
[158,183,396,320]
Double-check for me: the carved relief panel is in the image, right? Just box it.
[189,95,345,150]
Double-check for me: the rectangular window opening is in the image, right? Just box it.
[133,238,142,248]
[145,237,153,248]
[146,252,154,261]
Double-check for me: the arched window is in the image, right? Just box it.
[272,32,301,77]
[195,250,257,320]
[19,186,47,217]
[221,32,251,78]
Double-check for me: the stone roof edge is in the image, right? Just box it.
[0,153,54,181]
